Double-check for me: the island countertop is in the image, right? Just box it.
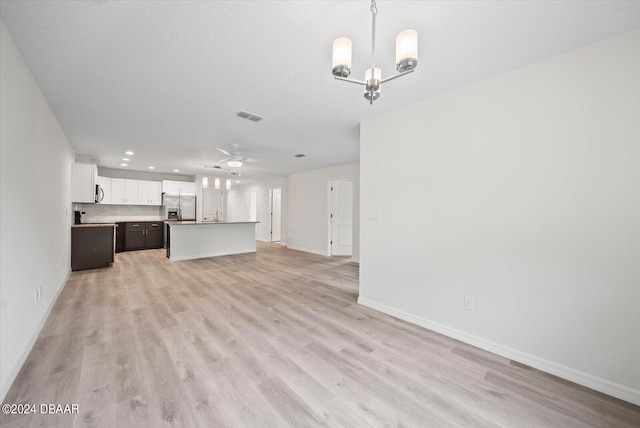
[164,221,259,226]
[72,223,118,228]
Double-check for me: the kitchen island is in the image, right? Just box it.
[165,221,258,261]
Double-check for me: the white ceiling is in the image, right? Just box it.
[1,1,639,184]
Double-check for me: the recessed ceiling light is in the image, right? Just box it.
[173,169,180,172]
[125,151,134,155]
[122,158,130,161]
[235,180,240,183]
[148,166,155,170]
[121,163,128,167]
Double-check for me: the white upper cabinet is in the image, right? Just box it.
[111,178,138,205]
[162,180,195,194]
[138,180,162,205]
[97,176,112,204]
[71,163,97,203]
[98,177,161,205]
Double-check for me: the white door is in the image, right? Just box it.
[271,188,281,242]
[330,179,353,256]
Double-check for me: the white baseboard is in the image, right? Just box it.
[285,245,328,257]
[357,296,640,406]
[1,270,70,402]
[351,257,359,263]
[169,249,256,261]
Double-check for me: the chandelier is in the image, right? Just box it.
[332,0,418,104]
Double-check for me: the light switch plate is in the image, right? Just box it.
[464,296,474,311]
[368,211,381,221]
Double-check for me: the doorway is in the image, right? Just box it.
[270,188,281,242]
[329,178,353,256]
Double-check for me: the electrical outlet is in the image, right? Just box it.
[464,296,474,311]
[34,290,38,304]
[39,286,43,299]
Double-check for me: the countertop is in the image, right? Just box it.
[165,221,259,226]
[72,223,118,228]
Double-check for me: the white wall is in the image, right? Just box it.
[359,30,640,404]
[0,20,75,400]
[227,177,288,244]
[288,163,360,259]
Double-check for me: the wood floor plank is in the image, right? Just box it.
[1,242,638,427]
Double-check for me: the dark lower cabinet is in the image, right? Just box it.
[125,222,163,251]
[146,222,163,248]
[71,226,115,271]
[116,222,126,253]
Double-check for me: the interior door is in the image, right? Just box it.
[271,188,281,242]
[330,179,353,256]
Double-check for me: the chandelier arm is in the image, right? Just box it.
[334,76,367,86]
[379,69,415,84]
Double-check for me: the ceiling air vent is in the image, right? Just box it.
[294,153,306,158]
[236,110,264,122]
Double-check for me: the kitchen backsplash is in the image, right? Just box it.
[75,203,163,223]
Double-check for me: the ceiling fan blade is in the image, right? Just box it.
[217,147,231,156]
[216,157,231,163]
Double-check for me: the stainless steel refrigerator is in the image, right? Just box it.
[162,192,196,220]
[162,192,196,248]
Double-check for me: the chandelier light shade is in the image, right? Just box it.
[396,29,418,72]
[332,0,418,104]
[202,177,208,189]
[225,179,231,191]
[332,37,352,78]
[214,177,220,190]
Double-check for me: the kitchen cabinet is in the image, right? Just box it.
[97,176,112,204]
[71,225,115,271]
[125,222,163,250]
[115,222,126,253]
[138,180,162,205]
[71,163,97,203]
[111,178,138,205]
[162,180,195,194]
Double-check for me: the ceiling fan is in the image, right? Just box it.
[215,143,245,168]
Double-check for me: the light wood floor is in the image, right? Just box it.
[1,242,638,427]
